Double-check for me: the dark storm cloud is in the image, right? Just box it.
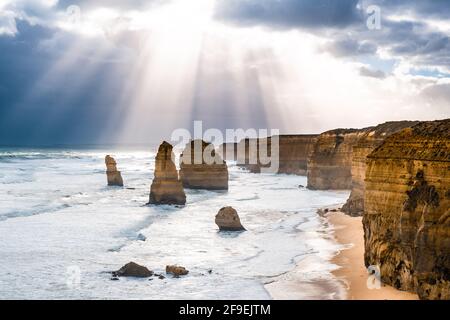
[0,20,131,146]
[215,0,450,71]
[56,0,170,11]
[366,0,450,19]
[214,0,362,29]
[324,38,377,57]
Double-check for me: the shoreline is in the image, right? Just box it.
[326,210,418,300]
[265,207,419,300]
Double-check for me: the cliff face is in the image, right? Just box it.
[342,121,419,216]
[149,142,186,205]
[307,129,368,190]
[218,143,238,161]
[180,140,229,190]
[363,119,450,300]
[277,135,318,175]
[105,155,124,187]
[234,135,318,175]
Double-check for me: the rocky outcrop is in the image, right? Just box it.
[215,207,246,231]
[166,265,189,276]
[105,155,124,187]
[363,119,450,300]
[113,262,153,278]
[149,142,186,205]
[342,121,419,216]
[179,140,229,190]
[307,128,369,190]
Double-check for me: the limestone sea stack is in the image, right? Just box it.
[363,119,450,300]
[105,155,124,187]
[215,207,246,231]
[149,142,186,205]
[307,128,368,190]
[179,140,229,190]
[342,121,419,216]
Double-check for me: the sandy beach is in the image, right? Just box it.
[327,211,418,300]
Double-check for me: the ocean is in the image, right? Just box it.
[0,147,349,299]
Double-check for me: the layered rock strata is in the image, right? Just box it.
[277,135,318,175]
[105,155,124,187]
[363,119,450,300]
[235,135,317,175]
[180,140,229,190]
[307,128,368,190]
[149,142,186,205]
[218,142,238,161]
[342,121,419,216]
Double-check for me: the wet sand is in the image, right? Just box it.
[327,211,418,300]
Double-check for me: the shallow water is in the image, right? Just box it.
[0,148,349,299]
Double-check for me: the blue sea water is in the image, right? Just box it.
[0,147,349,299]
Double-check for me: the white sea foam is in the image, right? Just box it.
[0,148,349,299]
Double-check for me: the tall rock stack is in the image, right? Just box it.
[307,128,368,190]
[363,119,450,300]
[149,142,186,205]
[105,155,124,187]
[342,121,419,216]
[180,140,229,190]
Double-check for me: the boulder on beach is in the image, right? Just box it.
[149,142,186,205]
[215,207,246,231]
[166,265,189,276]
[114,262,153,278]
[105,155,124,187]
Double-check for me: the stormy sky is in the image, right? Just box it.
[0,0,449,145]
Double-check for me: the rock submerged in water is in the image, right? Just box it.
[113,262,153,278]
[179,140,229,190]
[215,207,246,231]
[105,155,124,187]
[166,265,189,276]
[149,142,186,206]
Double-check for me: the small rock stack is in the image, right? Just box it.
[105,155,124,187]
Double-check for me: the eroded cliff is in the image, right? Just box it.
[235,135,317,175]
[342,121,419,216]
[307,128,368,190]
[363,119,450,300]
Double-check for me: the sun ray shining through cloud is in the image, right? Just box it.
[0,0,449,145]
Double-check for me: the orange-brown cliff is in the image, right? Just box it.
[307,128,368,190]
[363,119,450,300]
[235,135,318,175]
[342,121,419,216]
